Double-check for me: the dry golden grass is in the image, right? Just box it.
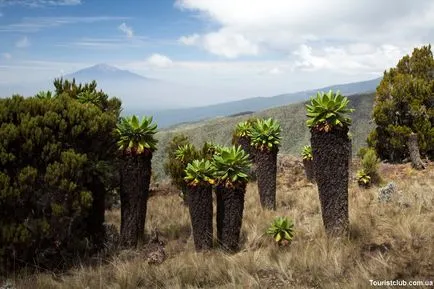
[7,160,434,289]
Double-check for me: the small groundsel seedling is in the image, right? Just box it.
[301,145,313,161]
[266,216,294,246]
[249,118,282,151]
[356,169,371,187]
[306,90,355,131]
[184,159,216,186]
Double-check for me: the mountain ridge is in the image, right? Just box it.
[65,63,158,82]
[135,77,381,129]
[152,92,376,179]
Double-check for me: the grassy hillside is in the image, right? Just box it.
[128,77,380,128]
[152,93,375,180]
[12,161,434,289]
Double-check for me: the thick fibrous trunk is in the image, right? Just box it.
[302,159,315,183]
[237,136,251,157]
[137,154,152,243]
[255,148,278,210]
[187,184,213,251]
[407,133,425,170]
[348,141,353,176]
[311,126,350,236]
[85,179,106,249]
[120,154,150,248]
[215,183,246,252]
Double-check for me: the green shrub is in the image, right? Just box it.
[369,45,434,162]
[163,135,199,194]
[357,147,369,159]
[0,80,121,273]
[360,148,381,184]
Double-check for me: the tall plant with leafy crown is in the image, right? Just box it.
[174,143,201,202]
[301,145,315,182]
[306,90,354,131]
[213,145,251,251]
[115,115,158,247]
[184,159,215,251]
[163,134,191,200]
[249,118,281,210]
[306,90,354,235]
[232,119,257,179]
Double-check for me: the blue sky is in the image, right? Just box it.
[0,0,211,62]
[0,0,433,103]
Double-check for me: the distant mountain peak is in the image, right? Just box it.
[92,63,121,72]
[66,63,155,82]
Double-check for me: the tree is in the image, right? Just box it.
[368,45,434,164]
[306,90,354,235]
[0,83,121,273]
[213,146,251,252]
[115,115,158,248]
[249,118,281,210]
[184,159,215,251]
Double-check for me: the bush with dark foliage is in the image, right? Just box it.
[0,79,121,274]
[368,45,434,162]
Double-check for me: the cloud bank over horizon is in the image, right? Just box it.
[0,0,432,106]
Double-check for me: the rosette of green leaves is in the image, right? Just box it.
[212,145,251,186]
[306,90,354,131]
[184,159,216,187]
[302,145,313,161]
[266,216,294,245]
[234,121,253,137]
[115,115,158,155]
[249,118,281,151]
[356,169,371,186]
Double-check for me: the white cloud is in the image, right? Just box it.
[292,44,409,74]
[179,30,259,58]
[175,0,434,64]
[0,16,129,33]
[2,53,12,59]
[268,67,284,75]
[178,33,199,45]
[118,22,133,38]
[145,53,173,68]
[15,36,30,48]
